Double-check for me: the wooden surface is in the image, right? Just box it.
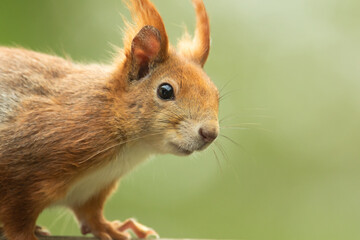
[39,237,97,240]
[0,235,204,240]
[9,237,97,240]
[0,236,94,240]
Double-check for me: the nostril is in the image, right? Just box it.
[199,127,218,143]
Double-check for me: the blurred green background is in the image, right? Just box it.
[1,0,360,239]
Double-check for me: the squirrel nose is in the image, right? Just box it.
[199,125,218,143]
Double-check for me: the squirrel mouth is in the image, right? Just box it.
[170,143,194,155]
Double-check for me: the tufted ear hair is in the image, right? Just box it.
[112,0,169,89]
[129,25,162,80]
[177,0,210,67]
[123,0,169,62]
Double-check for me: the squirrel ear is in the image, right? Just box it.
[177,0,210,67]
[129,25,162,81]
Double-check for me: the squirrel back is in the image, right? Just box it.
[0,0,219,239]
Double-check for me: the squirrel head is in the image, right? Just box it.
[111,0,219,156]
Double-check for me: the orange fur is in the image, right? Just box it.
[178,0,211,66]
[0,1,218,240]
[123,0,169,60]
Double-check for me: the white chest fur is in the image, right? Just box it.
[59,142,153,207]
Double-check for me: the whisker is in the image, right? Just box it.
[222,123,262,127]
[238,107,269,111]
[218,142,230,161]
[220,127,248,130]
[219,134,241,147]
[214,139,243,184]
[191,151,200,161]
[49,209,69,230]
[220,134,255,163]
[221,126,272,133]
[219,89,241,102]
[220,123,272,133]
[219,111,273,124]
[214,141,229,164]
[220,123,261,130]
[219,115,234,124]
[216,71,242,95]
[211,148,223,174]
[81,132,163,164]
[219,79,233,95]
[163,108,183,118]
[250,115,275,119]
[60,210,72,235]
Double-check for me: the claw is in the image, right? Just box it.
[79,220,131,240]
[78,218,157,240]
[144,229,160,239]
[35,226,51,237]
[117,218,160,239]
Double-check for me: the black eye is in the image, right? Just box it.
[157,83,175,100]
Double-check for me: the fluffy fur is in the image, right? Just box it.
[0,0,218,239]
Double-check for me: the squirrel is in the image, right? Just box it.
[0,0,219,239]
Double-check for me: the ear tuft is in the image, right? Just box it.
[177,0,210,67]
[130,25,161,80]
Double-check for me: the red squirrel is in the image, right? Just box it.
[0,0,219,239]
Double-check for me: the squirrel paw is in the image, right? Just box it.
[35,225,51,236]
[81,218,159,240]
[80,220,131,240]
[114,218,160,239]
